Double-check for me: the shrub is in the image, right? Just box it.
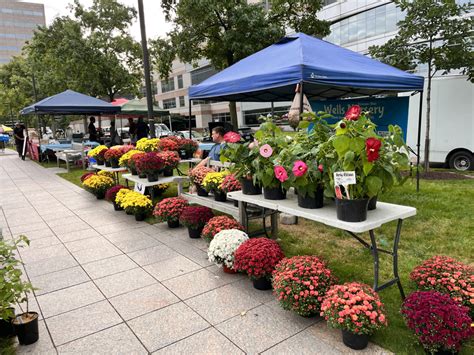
[273,256,335,316]
[105,185,128,202]
[179,206,214,229]
[201,216,244,242]
[234,238,284,280]
[153,197,189,222]
[401,290,473,353]
[321,282,387,335]
[410,255,474,313]
[207,229,249,269]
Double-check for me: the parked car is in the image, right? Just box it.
[178,130,205,142]
[155,123,172,138]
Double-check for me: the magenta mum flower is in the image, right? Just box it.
[274,166,288,182]
[292,160,308,177]
[259,144,273,158]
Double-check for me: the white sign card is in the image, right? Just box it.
[334,171,356,186]
[134,183,145,194]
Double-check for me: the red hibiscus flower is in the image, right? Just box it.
[274,166,288,182]
[345,105,361,121]
[366,137,382,162]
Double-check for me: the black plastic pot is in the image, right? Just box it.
[130,168,138,175]
[240,178,262,195]
[110,158,119,169]
[163,167,174,177]
[187,227,202,239]
[0,309,15,338]
[179,149,190,159]
[147,173,159,182]
[13,312,39,345]
[96,191,105,200]
[297,187,324,209]
[336,198,369,222]
[112,201,123,211]
[341,329,368,350]
[252,277,272,290]
[368,195,378,211]
[214,190,227,202]
[138,172,146,179]
[233,200,239,207]
[263,186,286,200]
[105,160,111,167]
[125,209,133,215]
[196,185,209,197]
[167,219,180,228]
[135,212,146,221]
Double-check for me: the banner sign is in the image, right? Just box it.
[310,97,409,140]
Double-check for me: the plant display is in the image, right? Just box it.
[273,256,335,316]
[87,145,108,159]
[153,197,189,222]
[177,138,198,154]
[202,170,231,192]
[189,166,215,186]
[234,237,284,280]
[135,152,164,174]
[97,170,114,179]
[80,172,95,182]
[115,188,133,208]
[220,139,260,180]
[321,282,388,335]
[401,290,473,354]
[219,174,242,193]
[136,137,160,152]
[119,144,135,154]
[120,190,153,215]
[105,185,128,202]
[119,149,142,167]
[104,148,123,161]
[152,183,170,195]
[159,138,179,151]
[179,206,214,230]
[82,175,114,197]
[207,229,249,269]
[410,255,474,313]
[201,216,244,242]
[157,150,180,169]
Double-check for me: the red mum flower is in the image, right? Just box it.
[344,105,361,121]
[365,137,381,162]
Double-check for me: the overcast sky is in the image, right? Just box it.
[22,0,172,41]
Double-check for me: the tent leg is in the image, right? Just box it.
[299,81,304,117]
[188,99,192,137]
[271,101,274,117]
[416,91,423,192]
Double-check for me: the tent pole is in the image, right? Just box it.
[271,101,274,117]
[299,81,304,118]
[169,115,172,132]
[416,90,423,192]
[188,99,192,137]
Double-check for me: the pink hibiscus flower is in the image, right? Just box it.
[259,144,273,158]
[274,166,288,182]
[223,131,241,143]
[292,160,308,177]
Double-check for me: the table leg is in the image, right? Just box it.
[239,201,248,229]
[270,211,279,239]
[393,219,405,299]
[369,230,380,291]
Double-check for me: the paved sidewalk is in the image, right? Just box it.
[0,151,390,354]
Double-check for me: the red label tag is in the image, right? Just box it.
[335,185,343,199]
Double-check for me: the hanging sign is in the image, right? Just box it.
[134,183,145,194]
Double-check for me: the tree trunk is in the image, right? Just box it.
[423,50,433,172]
[229,101,238,129]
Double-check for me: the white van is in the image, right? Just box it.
[155,123,172,138]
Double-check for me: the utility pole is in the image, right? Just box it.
[31,70,42,139]
[137,0,155,138]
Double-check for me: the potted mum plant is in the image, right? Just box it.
[159,137,179,152]
[234,237,284,290]
[136,137,160,152]
[151,183,170,197]
[119,149,142,175]
[273,256,335,317]
[219,174,242,206]
[201,216,244,242]
[153,197,189,228]
[0,235,38,345]
[202,171,231,202]
[104,148,123,168]
[208,229,249,273]
[120,190,153,221]
[157,151,180,176]
[135,152,164,182]
[179,206,214,238]
[177,138,198,159]
[129,152,147,177]
[87,145,108,165]
[105,185,128,211]
[401,291,473,354]
[321,282,388,350]
[82,175,114,199]
[80,172,95,182]
[114,188,133,214]
[189,166,215,196]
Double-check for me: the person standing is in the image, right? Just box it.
[127,118,137,143]
[88,117,98,142]
[136,117,149,140]
[109,120,123,146]
[13,122,25,159]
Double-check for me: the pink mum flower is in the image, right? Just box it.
[259,144,273,158]
[292,160,308,177]
[274,166,288,182]
[223,131,241,143]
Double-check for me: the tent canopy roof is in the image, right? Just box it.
[21,90,121,115]
[118,98,169,117]
[189,33,424,102]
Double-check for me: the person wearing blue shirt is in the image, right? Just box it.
[195,126,225,168]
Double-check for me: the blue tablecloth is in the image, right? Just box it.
[40,141,99,153]
[0,134,9,142]
[199,142,215,151]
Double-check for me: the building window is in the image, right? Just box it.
[163,98,176,109]
[211,113,231,122]
[191,65,218,85]
[161,78,175,93]
[192,99,218,105]
[179,96,185,107]
[243,106,290,126]
[177,75,184,89]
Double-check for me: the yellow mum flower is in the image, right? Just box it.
[136,138,160,152]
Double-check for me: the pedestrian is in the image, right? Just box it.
[88,117,98,142]
[127,118,137,143]
[136,117,149,140]
[109,120,123,146]
[195,126,225,168]
[13,122,26,160]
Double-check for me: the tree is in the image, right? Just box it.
[369,0,473,171]
[151,0,330,129]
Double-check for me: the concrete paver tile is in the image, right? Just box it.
[95,267,157,298]
[30,266,90,296]
[70,243,122,264]
[25,254,78,278]
[56,228,100,243]
[128,244,179,266]
[144,255,202,282]
[81,254,138,280]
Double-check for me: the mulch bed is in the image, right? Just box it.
[410,171,473,180]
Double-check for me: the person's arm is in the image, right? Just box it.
[194,156,209,169]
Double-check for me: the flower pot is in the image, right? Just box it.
[135,212,146,221]
[213,190,227,202]
[112,201,123,211]
[96,158,105,165]
[341,329,368,350]
[196,185,208,197]
[0,309,15,338]
[240,178,262,195]
[138,172,146,179]
[179,149,190,159]
[12,312,39,345]
[233,199,239,207]
[130,167,138,175]
[167,219,180,228]
[105,160,111,167]
[336,198,369,222]
[263,186,286,200]
[223,265,237,274]
[432,349,459,355]
[187,226,202,239]
[125,209,133,215]
[96,191,106,200]
[147,172,159,182]
[368,195,378,211]
[252,276,272,290]
[297,187,324,209]
[110,158,119,169]
[163,167,174,177]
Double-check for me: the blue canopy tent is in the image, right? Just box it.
[189,32,425,189]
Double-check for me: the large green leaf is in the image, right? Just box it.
[366,176,382,197]
[332,135,350,158]
[363,161,374,176]
[350,137,366,153]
